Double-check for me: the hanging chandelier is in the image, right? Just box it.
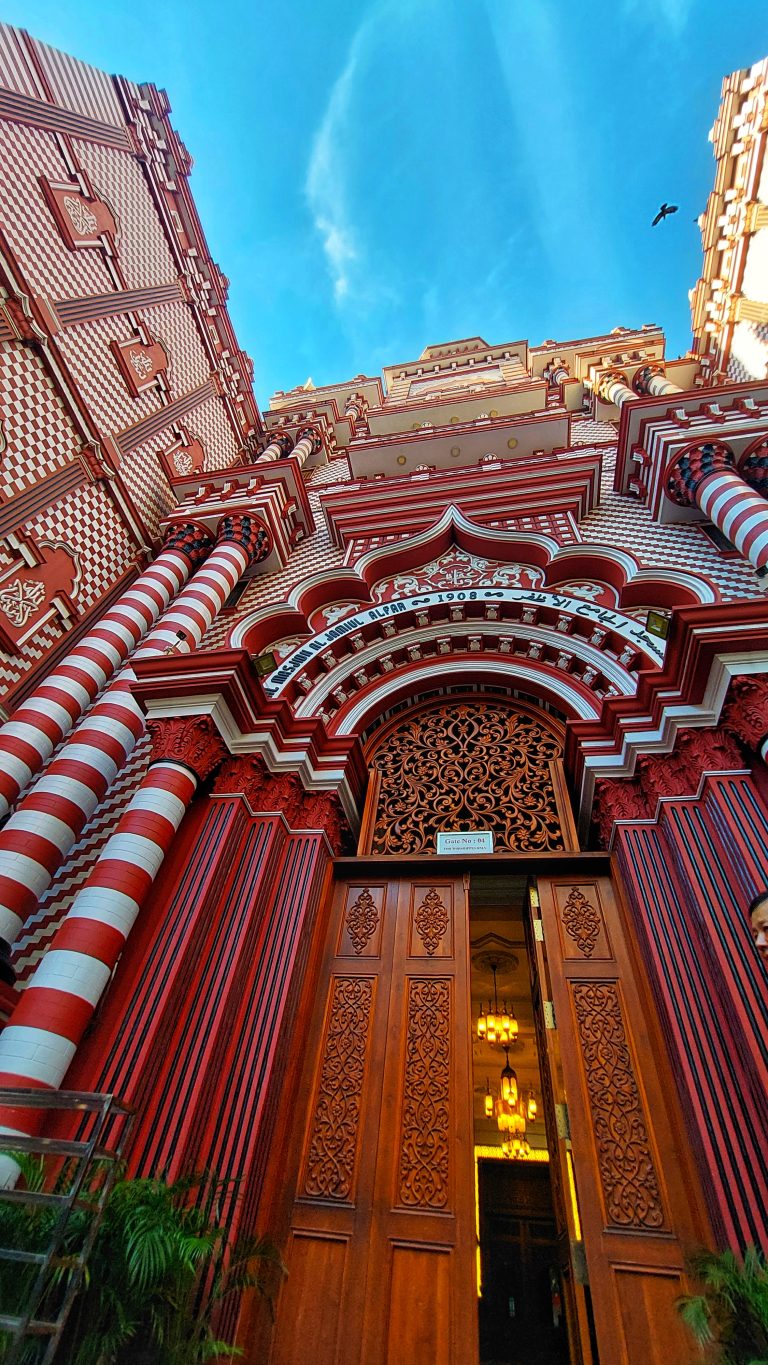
[495,1047,526,1136]
[476,962,518,1044]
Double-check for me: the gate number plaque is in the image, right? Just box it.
[436,831,494,854]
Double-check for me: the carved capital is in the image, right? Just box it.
[741,437,768,498]
[212,757,305,824]
[722,675,768,751]
[592,779,650,845]
[299,791,352,855]
[296,424,324,456]
[638,727,744,806]
[163,520,214,568]
[212,754,271,805]
[665,439,735,508]
[632,363,665,396]
[217,513,271,566]
[147,716,227,782]
[674,726,744,778]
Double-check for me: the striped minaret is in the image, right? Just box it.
[0,522,211,822]
[0,514,271,958]
[0,716,227,1181]
[666,441,768,578]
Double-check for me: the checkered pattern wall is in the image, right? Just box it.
[0,342,82,499]
[0,122,112,299]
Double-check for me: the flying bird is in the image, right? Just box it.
[652,202,679,226]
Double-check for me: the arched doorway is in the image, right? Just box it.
[266,693,706,1365]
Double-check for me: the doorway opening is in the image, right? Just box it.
[470,874,572,1365]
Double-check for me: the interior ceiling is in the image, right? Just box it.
[469,875,547,1151]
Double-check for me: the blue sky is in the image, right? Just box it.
[10,0,768,404]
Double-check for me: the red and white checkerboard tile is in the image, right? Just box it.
[33,36,127,129]
[0,480,142,699]
[571,416,617,445]
[0,122,111,300]
[194,396,241,470]
[0,342,82,499]
[150,300,212,396]
[29,481,137,608]
[74,139,179,289]
[581,447,760,601]
[55,314,167,439]
[118,434,177,540]
[0,616,64,701]
[11,735,152,980]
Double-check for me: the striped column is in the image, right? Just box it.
[594,369,638,408]
[0,522,212,822]
[0,515,271,954]
[666,441,768,577]
[544,360,569,388]
[633,365,682,398]
[256,431,294,463]
[0,717,227,1178]
[291,425,323,468]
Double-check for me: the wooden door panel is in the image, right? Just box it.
[387,1244,452,1364]
[272,874,477,1365]
[270,1231,348,1365]
[536,874,708,1365]
[613,1266,691,1364]
[337,883,388,958]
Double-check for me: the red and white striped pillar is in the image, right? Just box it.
[0,514,272,959]
[593,369,638,408]
[632,365,683,398]
[666,441,768,579]
[255,430,294,463]
[0,522,212,822]
[0,716,227,1177]
[290,425,323,468]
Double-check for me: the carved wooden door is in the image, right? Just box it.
[533,875,709,1365]
[271,873,478,1365]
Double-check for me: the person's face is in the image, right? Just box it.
[750,897,768,965]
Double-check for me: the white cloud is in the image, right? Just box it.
[305,18,375,304]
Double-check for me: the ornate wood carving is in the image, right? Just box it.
[398,978,451,1209]
[414,887,449,955]
[346,888,379,955]
[303,977,373,1201]
[562,887,601,958]
[571,982,665,1230]
[369,700,566,854]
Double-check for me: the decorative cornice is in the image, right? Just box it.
[128,648,368,827]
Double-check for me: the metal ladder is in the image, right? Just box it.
[0,1087,133,1364]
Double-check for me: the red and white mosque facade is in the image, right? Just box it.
[0,25,767,1365]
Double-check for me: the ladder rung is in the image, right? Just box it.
[0,1188,98,1210]
[0,1133,103,1158]
[0,1313,57,1334]
[0,1246,48,1265]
